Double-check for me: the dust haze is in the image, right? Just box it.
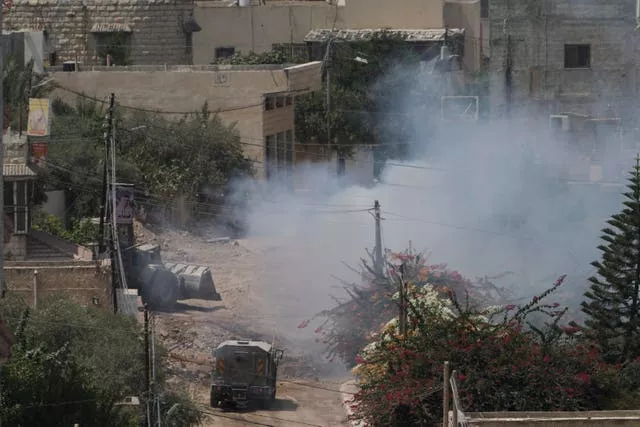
[222,61,631,366]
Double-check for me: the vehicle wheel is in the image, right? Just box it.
[147,270,179,310]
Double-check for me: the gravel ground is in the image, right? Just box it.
[134,222,351,426]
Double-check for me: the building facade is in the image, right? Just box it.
[487,0,640,182]
[194,0,484,71]
[488,0,640,119]
[51,62,323,180]
[3,0,200,67]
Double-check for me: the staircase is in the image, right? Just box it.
[26,236,75,261]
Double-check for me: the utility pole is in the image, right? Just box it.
[398,262,407,337]
[0,2,5,300]
[98,93,115,254]
[144,306,152,427]
[324,38,333,165]
[108,98,119,315]
[504,0,513,118]
[151,313,161,427]
[373,200,383,277]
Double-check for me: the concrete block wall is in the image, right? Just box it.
[488,0,640,119]
[4,264,112,309]
[4,0,194,66]
[464,410,640,427]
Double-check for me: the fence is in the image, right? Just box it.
[442,361,640,427]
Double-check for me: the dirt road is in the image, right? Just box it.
[198,380,348,427]
[136,223,351,426]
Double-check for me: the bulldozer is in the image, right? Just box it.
[210,340,284,409]
[113,183,222,310]
[124,243,221,310]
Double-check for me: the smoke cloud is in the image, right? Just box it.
[225,61,633,365]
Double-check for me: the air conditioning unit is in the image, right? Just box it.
[549,115,570,132]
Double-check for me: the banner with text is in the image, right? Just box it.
[27,98,50,137]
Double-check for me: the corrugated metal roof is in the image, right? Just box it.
[304,28,464,43]
[3,164,37,177]
[90,23,132,33]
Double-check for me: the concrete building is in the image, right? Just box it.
[487,0,640,182]
[1,134,112,310]
[50,62,322,180]
[3,0,201,67]
[487,0,639,119]
[2,131,95,262]
[194,0,485,72]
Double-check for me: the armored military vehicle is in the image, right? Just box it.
[210,340,284,409]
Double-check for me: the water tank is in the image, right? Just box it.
[238,0,250,6]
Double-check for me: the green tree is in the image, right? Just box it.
[2,56,55,131]
[0,296,203,427]
[582,156,640,363]
[294,32,423,170]
[47,97,253,224]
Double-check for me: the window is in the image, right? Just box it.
[275,96,285,108]
[481,0,489,18]
[265,130,295,181]
[564,44,590,69]
[215,47,235,59]
[265,135,276,180]
[4,181,29,235]
[265,96,275,111]
[285,95,293,106]
[93,32,131,66]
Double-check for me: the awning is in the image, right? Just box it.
[304,28,464,43]
[90,23,132,33]
[3,164,37,178]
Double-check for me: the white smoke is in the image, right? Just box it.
[225,61,632,360]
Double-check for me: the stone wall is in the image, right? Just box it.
[4,262,112,309]
[3,0,195,66]
[488,0,640,120]
[5,235,26,260]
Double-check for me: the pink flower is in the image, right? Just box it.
[505,304,516,311]
[576,372,591,384]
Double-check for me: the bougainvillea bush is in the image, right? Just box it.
[302,247,508,367]
[345,252,640,426]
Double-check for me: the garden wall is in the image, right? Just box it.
[462,411,640,427]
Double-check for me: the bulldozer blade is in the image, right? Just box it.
[164,262,222,301]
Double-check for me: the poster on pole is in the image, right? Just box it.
[115,185,135,224]
[27,98,51,137]
[30,141,48,167]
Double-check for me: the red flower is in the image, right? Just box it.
[576,372,591,384]
[458,374,467,382]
